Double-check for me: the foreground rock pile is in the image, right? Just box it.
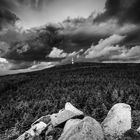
[17,103,139,140]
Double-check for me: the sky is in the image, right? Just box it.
[17,0,105,29]
[0,0,105,29]
[0,0,140,74]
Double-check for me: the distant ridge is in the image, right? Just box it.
[0,62,140,77]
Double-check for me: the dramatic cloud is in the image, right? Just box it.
[85,34,125,60]
[0,8,18,30]
[94,0,140,24]
[0,57,12,70]
[1,16,140,65]
[93,0,140,47]
[0,41,10,56]
[3,25,63,61]
[48,47,83,59]
[0,57,8,63]
[60,17,139,50]
[48,47,68,58]
[111,46,140,61]
[84,34,140,62]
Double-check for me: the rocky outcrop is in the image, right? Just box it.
[17,102,84,140]
[17,102,132,140]
[102,103,131,140]
[58,117,104,140]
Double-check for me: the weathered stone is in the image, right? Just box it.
[58,116,104,140]
[45,135,53,140]
[32,115,51,126]
[16,133,26,140]
[137,126,140,133]
[17,122,47,140]
[65,102,83,115]
[49,103,84,127]
[51,110,80,127]
[102,103,131,140]
[17,103,84,139]
[63,119,81,133]
[45,124,54,138]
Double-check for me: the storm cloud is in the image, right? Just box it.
[84,34,140,63]
[3,25,64,61]
[94,0,140,24]
[0,8,18,29]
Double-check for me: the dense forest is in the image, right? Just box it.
[0,63,140,139]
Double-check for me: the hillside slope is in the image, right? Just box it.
[0,63,140,139]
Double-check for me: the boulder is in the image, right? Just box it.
[17,103,84,139]
[137,126,140,133]
[102,103,131,140]
[17,122,47,140]
[63,119,81,133]
[51,110,82,127]
[58,116,104,140]
[65,102,83,115]
[51,103,84,127]
[17,133,26,140]
[32,115,51,126]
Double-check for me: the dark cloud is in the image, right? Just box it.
[0,8,18,29]
[61,33,106,53]
[0,29,26,44]
[3,25,64,61]
[94,0,140,24]
[0,0,19,29]
[3,16,138,62]
[121,28,140,47]
[9,60,33,70]
[2,17,109,62]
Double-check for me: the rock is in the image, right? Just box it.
[32,115,51,126]
[65,102,83,115]
[137,126,140,133]
[17,122,47,140]
[51,110,82,127]
[50,103,84,127]
[45,135,53,140]
[45,124,54,138]
[28,121,47,136]
[58,116,104,140]
[63,119,81,133]
[16,133,26,140]
[102,103,131,140]
[17,103,84,139]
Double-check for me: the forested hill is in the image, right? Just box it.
[0,63,140,139]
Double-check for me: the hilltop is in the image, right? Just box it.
[0,62,140,139]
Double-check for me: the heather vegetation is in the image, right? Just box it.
[0,63,140,139]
